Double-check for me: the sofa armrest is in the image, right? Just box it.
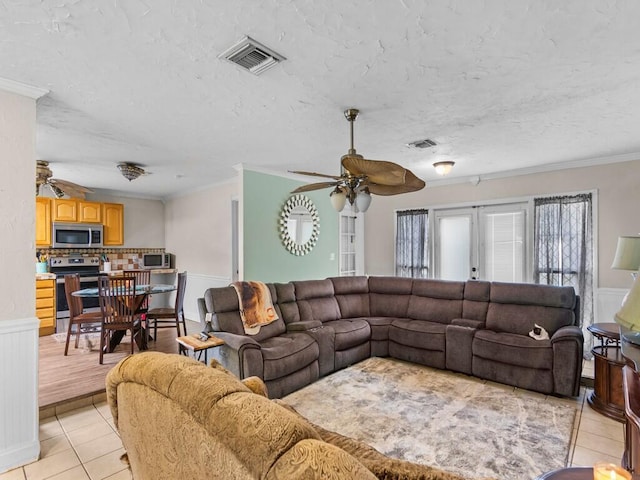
[451,318,484,329]
[550,325,584,343]
[213,331,261,351]
[550,325,584,397]
[287,320,324,332]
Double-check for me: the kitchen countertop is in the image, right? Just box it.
[36,273,56,280]
[100,268,177,275]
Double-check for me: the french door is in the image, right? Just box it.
[433,203,529,282]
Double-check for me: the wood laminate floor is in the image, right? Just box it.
[38,321,199,410]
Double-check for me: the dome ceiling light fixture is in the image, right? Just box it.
[117,162,145,181]
[433,161,455,176]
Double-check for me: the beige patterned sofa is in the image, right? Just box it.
[199,276,583,398]
[106,351,488,480]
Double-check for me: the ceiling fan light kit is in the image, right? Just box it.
[291,108,425,213]
[433,161,455,176]
[117,163,145,181]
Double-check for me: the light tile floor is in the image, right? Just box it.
[1,359,623,479]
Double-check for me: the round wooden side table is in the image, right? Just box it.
[535,467,591,479]
[587,322,626,422]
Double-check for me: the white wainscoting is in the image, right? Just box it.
[596,287,627,323]
[0,317,40,473]
[184,273,231,323]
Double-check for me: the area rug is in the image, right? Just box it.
[282,357,576,480]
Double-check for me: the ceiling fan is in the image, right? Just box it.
[290,108,425,212]
[36,160,93,199]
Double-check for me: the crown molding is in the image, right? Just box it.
[0,77,49,99]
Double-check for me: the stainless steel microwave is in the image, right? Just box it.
[142,253,172,269]
[52,222,103,248]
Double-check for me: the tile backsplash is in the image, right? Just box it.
[36,248,165,271]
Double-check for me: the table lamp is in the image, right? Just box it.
[612,236,640,279]
[615,270,640,344]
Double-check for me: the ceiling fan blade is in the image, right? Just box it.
[291,181,339,193]
[50,179,94,199]
[341,157,407,186]
[366,171,426,196]
[290,170,343,180]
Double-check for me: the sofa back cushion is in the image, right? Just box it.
[275,282,300,324]
[204,285,286,341]
[293,279,341,323]
[368,276,413,317]
[330,276,370,318]
[407,279,464,324]
[486,282,577,336]
[463,280,491,322]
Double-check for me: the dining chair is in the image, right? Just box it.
[146,271,188,342]
[130,269,151,313]
[98,275,144,364]
[63,274,102,356]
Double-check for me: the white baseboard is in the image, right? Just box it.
[184,273,231,323]
[0,317,40,473]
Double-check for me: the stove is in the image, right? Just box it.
[49,255,102,321]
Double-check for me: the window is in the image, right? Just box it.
[395,209,428,278]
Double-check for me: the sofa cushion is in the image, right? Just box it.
[204,286,286,340]
[260,333,319,381]
[275,282,300,324]
[407,279,464,324]
[326,319,371,351]
[389,319,446,351]
[462,280,491,322]
[490,282,576,309]
[473,330,553,369]
[368,276,413,317]
[294,280,342,323]
[330,276,370,318]
[486,303,575,337]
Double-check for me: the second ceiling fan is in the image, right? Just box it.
[291,108,425,212]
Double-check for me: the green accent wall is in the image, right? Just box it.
[243,170,339,282]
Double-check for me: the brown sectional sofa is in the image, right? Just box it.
[199,276,583,399]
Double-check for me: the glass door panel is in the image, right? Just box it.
[435,210,473,281]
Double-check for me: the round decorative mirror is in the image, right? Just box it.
[279,194,320,255]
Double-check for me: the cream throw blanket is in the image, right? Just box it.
[231,281,279,335]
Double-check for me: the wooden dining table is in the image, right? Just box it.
[72,283,176,352]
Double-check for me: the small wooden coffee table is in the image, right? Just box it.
[176,333,224,364]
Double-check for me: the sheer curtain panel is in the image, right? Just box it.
[534,193,594,355]
[395,209,429,278]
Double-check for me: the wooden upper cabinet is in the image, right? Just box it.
[78,201,102,223]
[36,197,52,246]
[102,203,124,246]
[52,198,78,222]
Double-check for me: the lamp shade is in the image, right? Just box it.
[355,190,372,213]
[615,271,640,331]
[612,236,640,270]
[330,188,347,212]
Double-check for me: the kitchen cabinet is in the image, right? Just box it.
[102,202,124,245]
[36,278,56,336]
[36,197,52,246]
[52,198,78,222]
[78,201,102,223]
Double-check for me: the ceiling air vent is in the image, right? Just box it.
[219,36,286,75]
[407,138,437,149]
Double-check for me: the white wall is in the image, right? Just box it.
[0,89,40,471]
[163,180,238,320]
[87,193,165,248]
[364,158,640,292]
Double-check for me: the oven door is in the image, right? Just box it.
[56,276,100,320]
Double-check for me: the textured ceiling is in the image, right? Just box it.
[2,1,640,199]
